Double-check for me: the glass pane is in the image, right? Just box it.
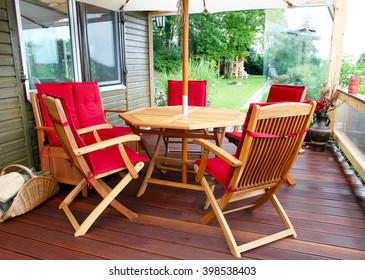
[264,7,332,100]
[85,5,121,84]
[19,0,73,89]
[335,101,365,156]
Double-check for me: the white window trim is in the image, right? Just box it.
[69,0,82,82]
[99,84,126,92]
[15,0,126,101]
[15,0,30,100]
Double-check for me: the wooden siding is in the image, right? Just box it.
[124,12,151,110]
[101,88,129,127]
[0,0,33,170]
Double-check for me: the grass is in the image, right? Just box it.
[209,75,267,110]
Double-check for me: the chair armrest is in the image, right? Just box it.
[73,134,140,155]
[193,138,241,167]
[76,124,113,135]
[73,134,141,179]
[104,109,127,114]
[104,109,127,119]
[35,126,55,132]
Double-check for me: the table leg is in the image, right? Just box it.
[137,133,164,197]
[181,134,188,184]
[214,127,226,147]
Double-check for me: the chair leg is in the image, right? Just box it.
[287,174,296,185]
[96,178,137,220]
[197,170,241,258]
[60,163,144,237]
[197,168,297,258]
[270,194,297,238]
[138,134,164,197]
[59,179,87,209]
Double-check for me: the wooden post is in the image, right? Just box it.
[327,0,347,85]
[327,0,347,134]
[182,0,189,115]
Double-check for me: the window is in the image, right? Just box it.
[83,5,122,85]
[17,0,124,92]
[19,0,72,89]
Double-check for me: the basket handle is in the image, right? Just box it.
[0,164,36,179]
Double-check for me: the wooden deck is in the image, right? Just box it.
[1,135,365,260]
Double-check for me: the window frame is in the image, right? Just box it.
[15,0,126,99]
[77,2,124,86]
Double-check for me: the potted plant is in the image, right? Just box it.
[309,83,343,152]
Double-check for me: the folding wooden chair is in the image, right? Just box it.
[164,80,208,158]
[193,101,316,258]
[43,95,147,237]
[225,84,307,185]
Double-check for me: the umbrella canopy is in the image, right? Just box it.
[76,0,326,114]
[77,0,318,13]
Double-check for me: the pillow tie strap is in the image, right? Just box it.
[49,115,70,127]
[87,172,94,189]
[244,128,308,139]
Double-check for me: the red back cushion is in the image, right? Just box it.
[167,80,207,106]
[35,83,79,146]
[72,81,106,127]
[267,84,306,103]
[57,97,147,176]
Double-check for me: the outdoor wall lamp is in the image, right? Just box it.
[154,16,165,29]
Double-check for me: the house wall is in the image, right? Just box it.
[0,0,33,170]
[101,12,151,126]
[124,12,151,109]
[0,4,151,170]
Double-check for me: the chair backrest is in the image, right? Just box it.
[35,81,108,146]
[71,81,106,127]
[42,95,147,177]
[229,101,315,191]
[35,83,80,146]
[167,80,207,106]
[266,84,306,103]
[42,95,90,177]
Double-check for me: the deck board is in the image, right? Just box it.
[0,135,364,260]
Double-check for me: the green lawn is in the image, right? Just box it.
[208,75,266,110]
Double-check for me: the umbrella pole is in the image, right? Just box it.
[182,0,189,115]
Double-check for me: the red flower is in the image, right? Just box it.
[312,83,343,117]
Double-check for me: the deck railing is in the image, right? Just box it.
[333,89,365,183]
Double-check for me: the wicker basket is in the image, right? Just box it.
[0,164,59,223]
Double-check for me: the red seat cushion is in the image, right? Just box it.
[267,84,306,103]
[61,100,147,176]
[167,80,207,106]
[195,157,232,187]
[87,145,147,175]
[225,131,241,146]
[36,83,79,147]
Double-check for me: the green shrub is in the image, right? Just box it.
[154,59,218,106]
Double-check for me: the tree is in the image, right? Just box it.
[189,11,265,61]
[153,10,265,72]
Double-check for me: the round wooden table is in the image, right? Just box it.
[120,106,246,196]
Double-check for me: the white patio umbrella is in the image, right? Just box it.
[76,0,323,114]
